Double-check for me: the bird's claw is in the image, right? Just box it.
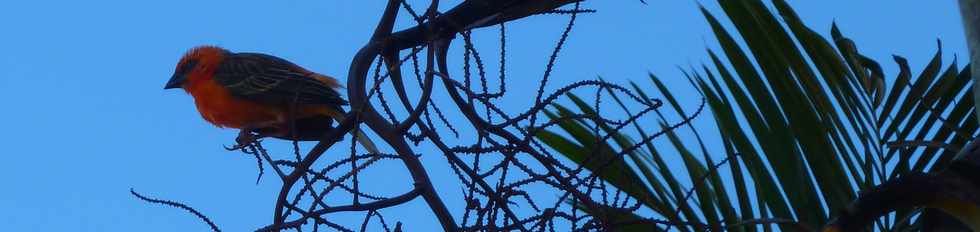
[224,130,260,151]
[223,143,250,151]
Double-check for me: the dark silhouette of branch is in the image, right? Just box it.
[143,0,731,231]
[130,189,221,232]
[258,189,421,232]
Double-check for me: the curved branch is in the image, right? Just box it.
[273,115,355,227]
[340,1,458,230]
[258,189,422,232]
[434,32,607,221]
[268,0,591,230]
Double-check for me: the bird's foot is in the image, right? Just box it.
[224,130,261,151]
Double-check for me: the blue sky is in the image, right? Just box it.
[0,0,967,231]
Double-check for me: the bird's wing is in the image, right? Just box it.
[214,52,347,107]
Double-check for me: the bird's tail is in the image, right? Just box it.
[322,108,380,154]
[353,129,380,154]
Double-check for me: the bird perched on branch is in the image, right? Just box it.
[165,46,378,153]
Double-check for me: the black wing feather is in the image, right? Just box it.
[214,53,347,107]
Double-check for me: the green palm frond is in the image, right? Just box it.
[537,0,977,230]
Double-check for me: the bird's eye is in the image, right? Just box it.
[177,59,199,75]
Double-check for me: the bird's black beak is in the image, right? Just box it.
[164,73,185,89]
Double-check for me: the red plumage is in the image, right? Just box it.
[166,46,354,142]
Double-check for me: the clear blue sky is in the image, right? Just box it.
[0,1,966,231]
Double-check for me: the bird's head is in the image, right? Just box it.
[165,45,229,90]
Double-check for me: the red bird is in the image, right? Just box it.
[165,46,377,152]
